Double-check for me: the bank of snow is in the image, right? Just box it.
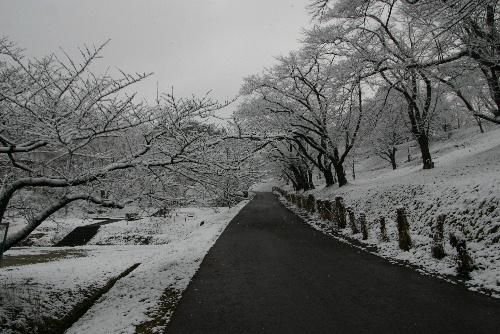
[0,201,249,334]
[285,127,500,297]
[87,208,219,246]
[5,216,103,246]
[66,203,249,334]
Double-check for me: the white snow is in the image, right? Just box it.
[67,203,249,334]
[279,126,500,298]
[4,216,104,246]
[0,200,250,334]
[250,178,277,192]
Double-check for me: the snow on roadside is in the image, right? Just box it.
[65,200,249,334]
[0,246,147,334]
[0,200,250,334]
[278,127,500,298]
[279,195,500,298]
[87,207,220,246]
[5,216,105,247]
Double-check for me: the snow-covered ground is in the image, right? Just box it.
[5,216,104,247]
[3,204,152,247]
[279,126,500,298]
[250,178,276,192]
[0,201,249,334]
[87,208,224,246]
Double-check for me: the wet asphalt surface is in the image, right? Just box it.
[167,192,500,333]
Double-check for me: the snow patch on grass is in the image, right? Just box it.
[279,127,500,298]
[5,217,103,247]
[67,202,249,334]
[0,200,250,334]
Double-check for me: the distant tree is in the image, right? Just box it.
[306,0,453,169]
[209,135,266,206]
[240,49,364,187]
[309,0,500,127]
[268,142,315,191]
[233,99,316,191]
[403,0,500,124]
[368,91,410,169]
[432,61,491,133]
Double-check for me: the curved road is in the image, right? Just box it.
[167,192,500,333]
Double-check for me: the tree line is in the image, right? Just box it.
[236,0,500,190]
[0,39,261,250]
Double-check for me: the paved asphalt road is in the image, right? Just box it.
[167,192,500,333]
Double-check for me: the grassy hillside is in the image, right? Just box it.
[287,125,500,296]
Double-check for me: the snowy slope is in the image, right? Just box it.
[289,126,500,297]
[0,201,250,334]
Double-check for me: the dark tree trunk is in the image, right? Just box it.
[289,167,306,192]
[417,134,434,169]
[390,147,397,170]
[334,163,348,187]
[323,167,335,187]
[404,87,434,170]
[308,170,315,190]
[298,175,309,191]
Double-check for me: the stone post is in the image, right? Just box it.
[317,200,324,219]
[359,212,368,240]
[379,217,389,242]
[396,207,412,251]
[335,196,347,229]
[307,194,316,213]
[324,201,334,222]
[347,207,359,234]
[431,214,446,259]
[450,232,474,276]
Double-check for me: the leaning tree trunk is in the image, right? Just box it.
[405,89,434,170]
[289,165,313,191]
[4,193,123,251]
[390,147,397,170]
[289,168,304,191]
[334,163,348,187]
[323,167,336,187]
[417,134,433,169]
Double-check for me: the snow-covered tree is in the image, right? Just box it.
[305,0,460,169]
[403,0,500,124]
[370,100,409,170]
[0,39,233,250]
[267,141,315,191]
[240,48,364,187]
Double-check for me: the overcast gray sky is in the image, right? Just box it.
[0,0,311,113]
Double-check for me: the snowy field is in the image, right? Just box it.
[0,201,250,334]
[279,126,500,298]
[3,205,166,247]
[5,216,104,247]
